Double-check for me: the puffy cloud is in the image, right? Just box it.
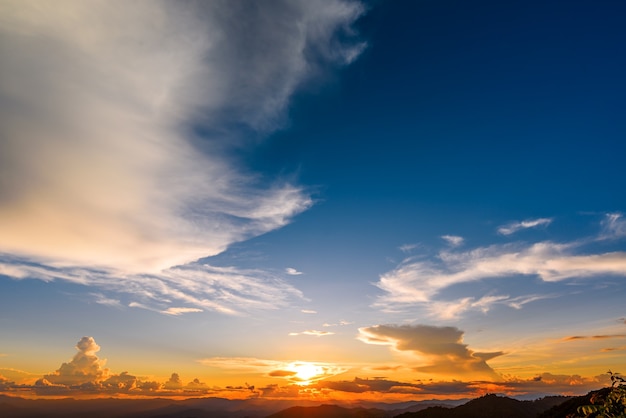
[0,1,365,307]
[42,337,109,386]
[358,325,503,379]
[102,372,138,391]
[163,373,183,391]
[498,218,553,236]
[185,378,208,391]
[286,268,303,276]
[0,374,15,391]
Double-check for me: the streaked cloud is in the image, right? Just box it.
[1,258,303,315]
[323,320,353,327]
[0,1,365,307]
[161,307,204,316]
[301,309,317,314]
[375,217,626,317]
[399,244,419,253]
[562,334,626,341]
[600,213,626,240]
[441,235,464,247]
[289,330,335,337]
[358,324,503,379]
[285,268,303,276]
[199,357,345,384]
[90,293,123,309]
[498,218,553,236]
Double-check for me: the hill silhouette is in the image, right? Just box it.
[267,404,387,418]
[394,394,570,418]
[0,391,603,418]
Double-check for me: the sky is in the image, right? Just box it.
[1,0,625,402]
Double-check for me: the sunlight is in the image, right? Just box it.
[289,362,324,385]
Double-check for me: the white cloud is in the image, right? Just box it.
[399,244,419,253]
[0,1,364,275]
[161,307,204,316]
[41,337,109,386]
[441,235,464,247]
[301,309,317,314]
[600,213,626,240]
[498,218,553,236]
[375,219,626,318]
[91,293,123,309]
[1,259,304,315]
[288,330,335,337]
[286,268,303,276]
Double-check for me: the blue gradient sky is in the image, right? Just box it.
[1,0,625,400]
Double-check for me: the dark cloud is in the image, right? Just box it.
[359,325,503,378]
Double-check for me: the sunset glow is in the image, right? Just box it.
[1,0,625,412]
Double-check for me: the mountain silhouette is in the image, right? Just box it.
[394,394,569,418]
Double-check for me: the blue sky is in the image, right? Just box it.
[1,0,625,401]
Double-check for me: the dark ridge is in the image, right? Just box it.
[266,404,387,418]
[395,393,570,418]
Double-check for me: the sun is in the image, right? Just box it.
[289,362,324,385]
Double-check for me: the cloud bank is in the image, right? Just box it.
[0,0,364,272]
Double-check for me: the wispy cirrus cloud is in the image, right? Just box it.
[562,334,626,341]
[1,257,303,315]
[498,218,553,236]
[441,235,464,247]
[289,330,335,337]
[600,213,626,240]
[375,214,626,318]
[0,1,365,307]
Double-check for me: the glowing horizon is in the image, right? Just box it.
[1,0,625,404]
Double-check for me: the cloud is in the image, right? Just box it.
[399,244,419,253]
[562,334,626,341]
[90,293,123,309]
[1,258,304,315]
[161,307,204,316]
[163,373,183,390]
[0,0,365,303]
[441,235,464,247]
[375,219,626,316]
[426,293,557,320]
[498,218,553,236]
[358,325,503,378]
[600,213,626,240]
[286,268,303,276]
[323,320,353,327]
[301,309,317,314]
[40,337,109,386]
[288,330,335,337]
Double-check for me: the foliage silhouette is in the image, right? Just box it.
[575,371,626,418]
